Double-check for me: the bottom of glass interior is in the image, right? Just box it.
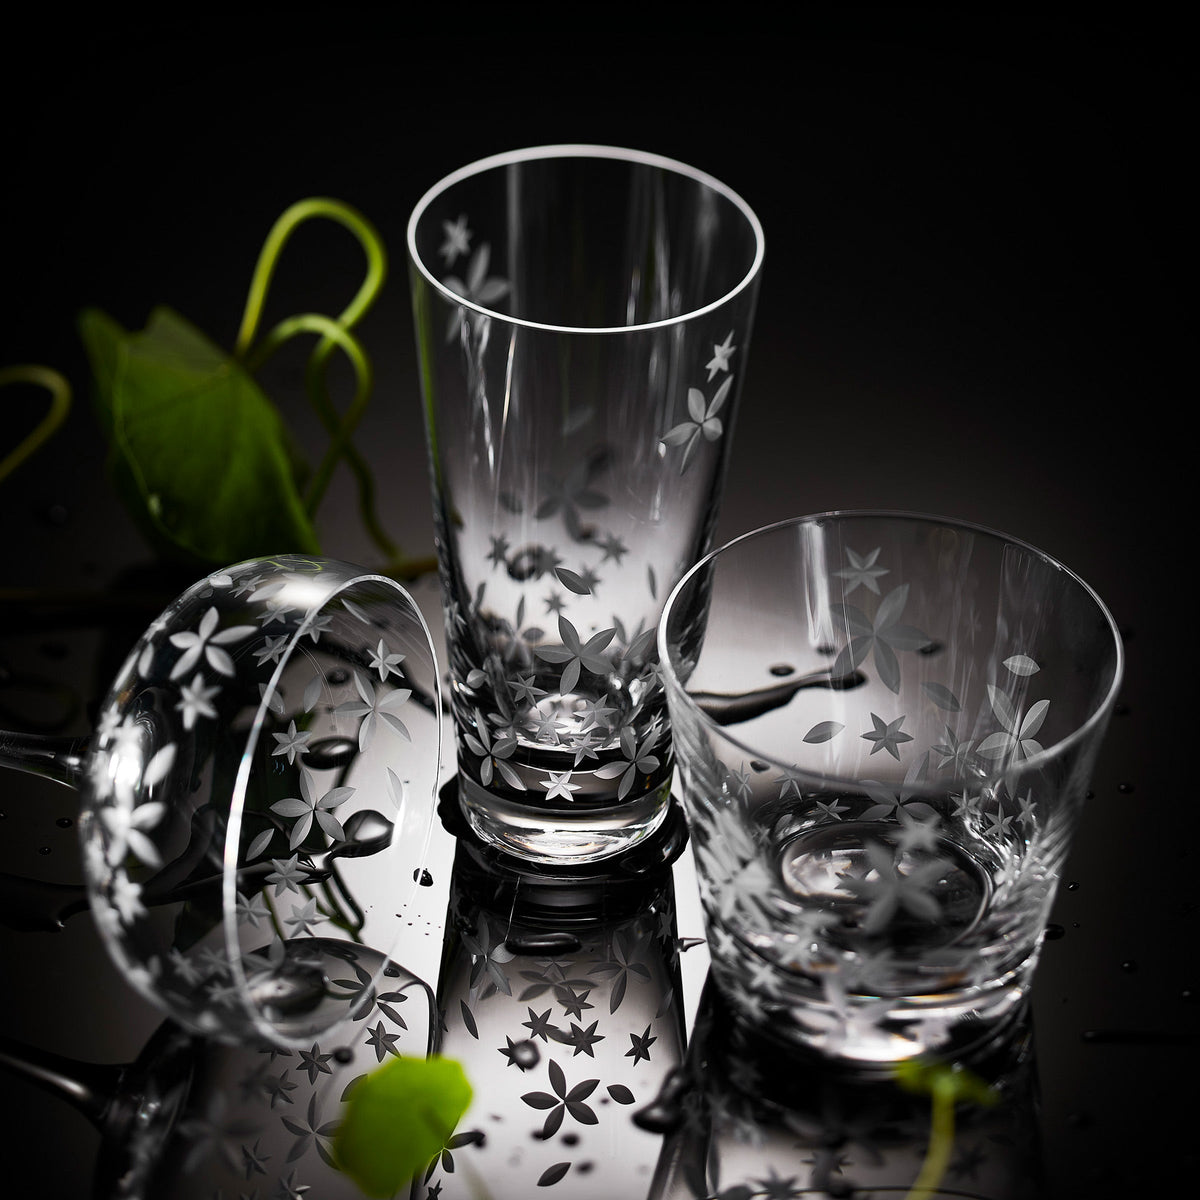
[707,919,1039,1069]
[456,768,673,863]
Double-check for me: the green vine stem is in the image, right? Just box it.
[0,365,72,484]
[894,1057,998,1200]
[233,198,427,570]
[234,197,386,359]
[242,311,372,515]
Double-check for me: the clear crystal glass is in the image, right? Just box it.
[408,145,764,863]
[658,512,1123,1065]
[0,556,442,1047]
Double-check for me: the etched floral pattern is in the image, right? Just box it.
[432,213,749,821]
[83,559,435,1047]
[666,534,1080,1062]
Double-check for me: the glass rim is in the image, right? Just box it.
[406,143,766,335]
[658,509,1125,784]
[220,557,442,1044]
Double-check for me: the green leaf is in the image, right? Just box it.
[78,305,318,564]
[333,1055,472,1197]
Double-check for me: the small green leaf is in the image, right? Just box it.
[79,305,319,564]
[333,1055,472,1198]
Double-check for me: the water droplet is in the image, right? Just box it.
[512,1040,540,1070]
[1066,881,1079,891]
[384,964,402,977]
[1118,782,1135,794]
[1182,988,1196,1003]
[306,736,357,769]
[815,644,836,657]
[769,663,795,677]
[750,760,770,772]
[1121,959,1137,973]
[917,640,944,656]
[413,868,434,887]
[334,1046,353,1064]
[1045,923,1065,940]
[37,846,50,856]
[562,1133,579,1146]
[56,817,73,828]
[327,668,350,686]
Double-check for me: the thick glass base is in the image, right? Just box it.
[708,927,1038,1073]
[456,768,673,863]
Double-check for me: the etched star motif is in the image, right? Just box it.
[176,672,219,730]
[705,330,737,380]
[835,546,889,595]
[559,1019,604,1057]
[626,1025,656,1064]
[367,639,406,681]
[365,1020,402,1062]
[296,1043,332,1084]
[861,712,914,759]
[439,214,472,264]
[522,1007,560,1042]
[542,771,581,802]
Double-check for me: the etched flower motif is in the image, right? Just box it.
[333,670,412,750]
[463,709,525,790]
[168,605,255,679]
[859,758,938,821]
[101,793,168,868]
[444,242,511,341]
[842,841,951,935]
[534,461,610,542]
[662,376,732,472]
[977,678,1049,762]
[535,615,617,694]
[521,1059,600,1140]
[695,807,777,923]
[593,724,661,799]
[833,583,931,694]
[462,913,516,998]
[271,773,356,849]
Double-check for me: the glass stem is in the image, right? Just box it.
[0,729,88,788]
[0,1034,124,1129]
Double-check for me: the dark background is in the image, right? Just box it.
[0,14,1190,1198]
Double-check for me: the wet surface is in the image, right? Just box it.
[0,17,1188,1198]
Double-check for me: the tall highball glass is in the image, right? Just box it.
[658,512,1123,1066]
[408,145,764,863]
